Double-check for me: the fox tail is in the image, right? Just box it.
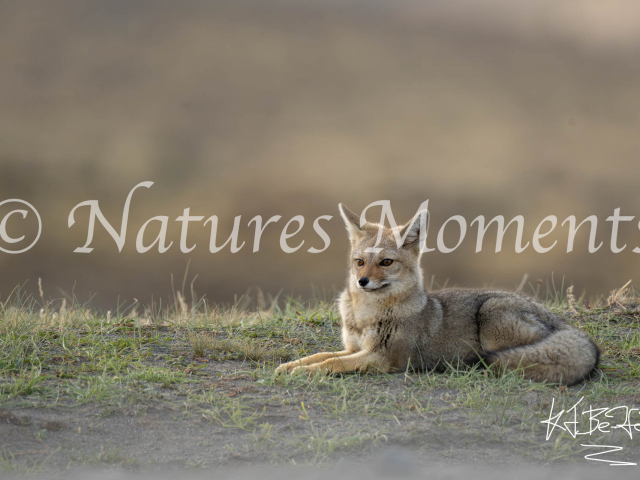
[483,327,600,386]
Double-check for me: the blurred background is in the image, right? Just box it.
[1,0,640,309]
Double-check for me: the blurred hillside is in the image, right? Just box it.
[1,0,640,307]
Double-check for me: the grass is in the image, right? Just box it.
[0,282,639,472]
[188,333,293,363]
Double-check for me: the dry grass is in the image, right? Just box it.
[189,333,292,362]
[607,279,635,308]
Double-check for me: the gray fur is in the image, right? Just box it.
[277,205,599,386]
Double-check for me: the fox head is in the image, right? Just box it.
[339,204,429,297]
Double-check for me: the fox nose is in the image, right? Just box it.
[358,277,369,287]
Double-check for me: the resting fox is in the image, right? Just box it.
[276,204,600,386]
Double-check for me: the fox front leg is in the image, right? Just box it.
[275,350,353,374]
[291,350,389,375]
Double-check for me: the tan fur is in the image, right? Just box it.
[276,205,600,386]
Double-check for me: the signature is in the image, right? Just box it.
[541,396,639,466]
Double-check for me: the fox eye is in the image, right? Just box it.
[355,259,364,267]
[380,259,394,266]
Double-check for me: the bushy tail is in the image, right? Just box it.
[484,327,600,386]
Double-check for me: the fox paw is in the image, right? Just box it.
[275,361,302,375]
[291,365,314,376]
[291,365,329,376]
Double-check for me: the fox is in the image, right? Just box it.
[276,204,600,385]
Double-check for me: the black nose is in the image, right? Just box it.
[358,277,369,287]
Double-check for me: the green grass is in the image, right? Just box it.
[0,286,639,471]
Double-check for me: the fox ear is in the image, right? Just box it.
[399,210,429,248]
[339,203,366,240]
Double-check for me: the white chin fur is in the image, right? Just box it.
[359,283,390,292]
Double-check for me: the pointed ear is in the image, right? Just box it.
[339,203,365,240]
[399,210,429,248]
